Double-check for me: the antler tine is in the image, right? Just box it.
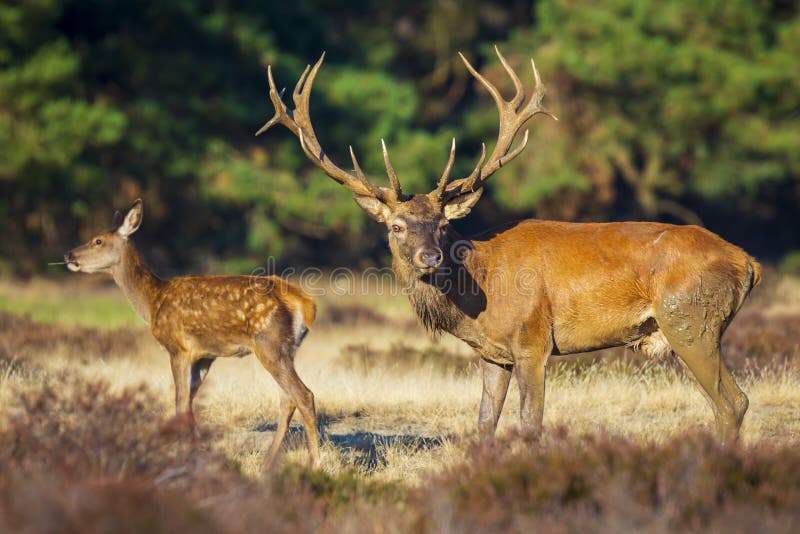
[436,142,487,203]
[461,142,487,193]
[494,45,525,111]
[438,48,555,199]
[256,53,397,203]
[498,129,530,168]
[458,51,504,118]
[432,138,457,203]
[381,139,405,200]
[350,145,389,198]
[349,146,367,182]
[529,58,558,121]
[293,64,312,103]
[255,66,291,136]
[293,54,322,117]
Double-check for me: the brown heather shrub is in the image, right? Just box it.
[2,374,799,532]
[317,303,391,327]
[0,374,218,479]
[722,310,800,373]
[0,351,45,383]
[406,430,800,533]
[0,311,148,363]
[338,342,477,375]
[0,472,220,534]
[316,303,420,331]
[0,373,332,533]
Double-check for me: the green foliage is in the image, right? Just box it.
[0,0,797,273]
[779,251,800,276]
[0,295,140,328]
[507,0,800,223]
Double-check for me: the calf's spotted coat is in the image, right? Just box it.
[65,199,319,467]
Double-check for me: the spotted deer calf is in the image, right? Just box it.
[64,199,319,467]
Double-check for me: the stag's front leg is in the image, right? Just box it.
[513,319,552,440]
[514,355,547,439]
[478,358,513,438]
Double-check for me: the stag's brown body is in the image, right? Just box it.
[65,201,320,467]
[257,48,761,443]
[410,219,759,362]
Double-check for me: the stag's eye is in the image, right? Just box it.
[94,239,103,245]
[391,224,403,234]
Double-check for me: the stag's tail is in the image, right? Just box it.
[750,257,762,289]
[734,256,761,315]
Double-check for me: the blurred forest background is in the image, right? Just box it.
[2,0,798,276]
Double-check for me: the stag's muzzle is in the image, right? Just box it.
[414,248,443,272]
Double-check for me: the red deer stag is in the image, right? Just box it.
[65,200,320,467]
[256,48,761,443]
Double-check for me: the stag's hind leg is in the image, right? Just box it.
[252,333,320,468]
[656,292,748,444]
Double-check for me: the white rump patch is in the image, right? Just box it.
[293,305,307,347]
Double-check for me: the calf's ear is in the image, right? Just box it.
[117,199,143,238]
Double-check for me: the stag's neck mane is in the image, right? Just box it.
[109,241,165,324]
[392,231,485,336]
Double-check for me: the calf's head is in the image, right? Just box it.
[64,200,143,274]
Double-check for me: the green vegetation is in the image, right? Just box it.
[1,1,798,274]
[780,251,800,275]
[0,295,139,328]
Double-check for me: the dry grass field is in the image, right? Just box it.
[1,273,799,532]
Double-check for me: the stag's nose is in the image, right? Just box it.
[64,251,75,263]
[415,248,443,269]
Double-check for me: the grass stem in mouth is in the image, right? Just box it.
[47,262,66,265]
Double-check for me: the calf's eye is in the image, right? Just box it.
[95,239,103,245]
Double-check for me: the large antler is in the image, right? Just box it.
[255,53,404,203]
[434,46,556,205]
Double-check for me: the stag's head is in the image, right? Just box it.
[348,140,485,274]
[64,200,143,274]
[257,47,554,277]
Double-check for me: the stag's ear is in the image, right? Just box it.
[443,188,483,220]
[353,194,392,223]
[117,199,143,238]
